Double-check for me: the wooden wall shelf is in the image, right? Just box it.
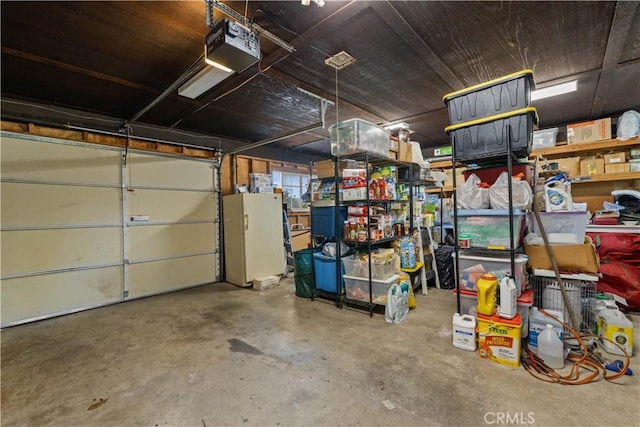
[572,171,640,184]
[531,137,640,157]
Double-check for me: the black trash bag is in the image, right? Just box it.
[294,248,317,298]
[435,245,456,289]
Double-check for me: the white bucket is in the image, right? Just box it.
[453,313,477,351]
[542,282,582,329]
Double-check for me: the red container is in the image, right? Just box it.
[592,217,618,225]
[463,163,535,188]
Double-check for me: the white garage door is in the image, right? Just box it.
[0,132,221,327]
[125,152,219,298]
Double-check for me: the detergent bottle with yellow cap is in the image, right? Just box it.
[477,273,498,316]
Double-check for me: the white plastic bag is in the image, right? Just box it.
[385,284,409,324]
[322,242,350,258]
[489,172,532,210]
[617,110,640,140]
[456,173,490,209]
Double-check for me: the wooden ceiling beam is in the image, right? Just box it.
[2,47,156,93]
[591,0,639,118]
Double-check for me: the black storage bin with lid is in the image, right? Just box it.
[443,69,535,125]
[445,107,538,162]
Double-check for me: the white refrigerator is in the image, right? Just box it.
[223,193,285,287]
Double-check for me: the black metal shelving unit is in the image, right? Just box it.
[333,151,421,316]
[452,126,522,314]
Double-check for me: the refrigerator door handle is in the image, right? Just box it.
[244,214,249,231]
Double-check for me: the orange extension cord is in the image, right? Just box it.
[521,308,632,385]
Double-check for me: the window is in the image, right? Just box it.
[272,171,316,208]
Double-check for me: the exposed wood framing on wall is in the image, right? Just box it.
[0,120,218,160]
[220,154,314,195]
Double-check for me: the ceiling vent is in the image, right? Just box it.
[325,51,356,70]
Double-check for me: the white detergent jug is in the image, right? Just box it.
[453,313,477,351]
[538,324,565,369]
[598,308,634,356]
[544,180,572,212]
[498,277,517,319]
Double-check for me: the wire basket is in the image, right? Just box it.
[531,274,597,335]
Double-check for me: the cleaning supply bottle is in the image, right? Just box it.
[538,324,564,369]
[598,308,634,356]
[476,273,498,316]
[498,277,517,319]
[528,307,563,354]
[452,313,477,351]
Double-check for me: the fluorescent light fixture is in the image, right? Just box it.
[178,65,233,99]
[531,80,578,101]
[204,57,234,73]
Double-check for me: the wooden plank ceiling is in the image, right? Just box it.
[1,1,639,160]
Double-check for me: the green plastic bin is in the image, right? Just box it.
[294,248,317,298]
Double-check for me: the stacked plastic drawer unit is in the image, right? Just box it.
[443,69,537,161]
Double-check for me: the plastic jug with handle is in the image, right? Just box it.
[498,276,517,319]
[477,273,498,316]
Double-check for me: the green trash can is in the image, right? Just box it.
[294,248,316,298]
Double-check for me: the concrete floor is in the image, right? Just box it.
[2,279,639,427]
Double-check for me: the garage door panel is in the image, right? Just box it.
[128,153,213,190]
[0,266,123,326]
[0,182,121,226]
[1,228,123,276]
[128,223,215,260]
[127,190,215,223]
[127,254,216,298]
[1,136,121,184]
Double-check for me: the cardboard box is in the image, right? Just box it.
[524,243,599,274]
[253,276,280,290]
[315,160,350,178]
[388,150,398,160]
[342,187,367,201]
[605,163,630,174]
[567,117,611,144]
[398,141,413,163]
[579,157,605,176]
[604,152,627,164]
[389,138,399,152]
[443,168,466,187]
[555,156,581,178]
